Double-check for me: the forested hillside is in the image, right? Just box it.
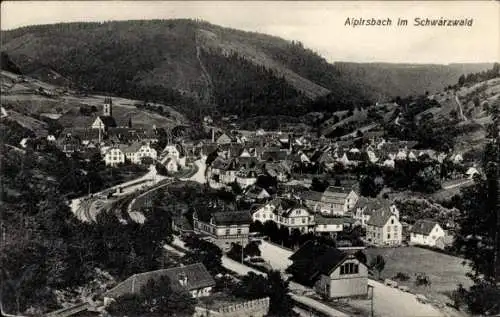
[336,62,495,100]
[2,19,491,120]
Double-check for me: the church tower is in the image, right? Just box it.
[103,97,113,117]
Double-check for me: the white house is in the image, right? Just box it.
[121,142,157,164]
[366,207,403,247]
[163,144,181,160]
[236,170,258,189]
[104,147,125,166]
[366,149,378,164]
[314,215,344,235]
[288,241,369,299]
[353,197,399,228]
[301,186,359,216]
[251,198,315,233]
[466,166,479,179]
[409,220,446,247]
[453,154,464,164]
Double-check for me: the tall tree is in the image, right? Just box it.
[453,99,500,314]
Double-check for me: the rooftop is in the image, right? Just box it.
[103,263,215,299]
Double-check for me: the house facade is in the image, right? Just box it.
[353,197,399,228]
[251,198,315,233]
[163,144,181,159]
[288,241,369,299]
[193,211,252,251]
[409,220,446,247]
[302,186,359,216]
[104,147,125,166]
[365,208,403,247]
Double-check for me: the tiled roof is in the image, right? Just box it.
[411,219,439,235]
[366,208,393,227]
[300,190,323,202]
[211,157,227,170]
[289,241,358,282]
[103,263,215,299]
[212,211,252,226]
[315,215,345,225]
[355,197,392,214]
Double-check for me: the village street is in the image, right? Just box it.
[258,240,445,317]
[170,237,347,317]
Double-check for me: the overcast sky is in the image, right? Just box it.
[1,1,499,64]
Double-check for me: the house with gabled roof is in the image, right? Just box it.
[409,219,445,247]
[243,185,271,202]
[103,146,125,166]
[251,198,315,233]
[353,197,399,228]
[216,132,234,145]
[287,240,368,298]
[193,210,252,251]
[103,263,215,306]
[220,158,239,184]
[163,144,182,159]
[301,186,359,216]
[366,207,402,247]
[236,169,258,189]
[314,215,344,235]
[265,162,291,183]
[119,142,157,164]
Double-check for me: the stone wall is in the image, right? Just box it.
[194,297,270,317]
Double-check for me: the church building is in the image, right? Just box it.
[91,97,117,132]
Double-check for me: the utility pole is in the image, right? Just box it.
[368,285,374,317]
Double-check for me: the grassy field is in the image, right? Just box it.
[365,246,472,304]
[1,70,188,131]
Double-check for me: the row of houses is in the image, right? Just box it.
[187,183,451,251]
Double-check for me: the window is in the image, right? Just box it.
[237,228,242,235]
[391,219,394,224]
[340,263,359,275]
[225,229,230,236]
[291,218,295,224]
[302,218,306,224]
[387,233,391,239]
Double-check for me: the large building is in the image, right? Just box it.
[91,97,117,132]
[365,207,403,247]
[193,210,252,251]
[301,186,359,216]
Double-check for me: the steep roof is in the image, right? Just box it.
[97,115,117,128]
[289,241,359,282]
[300,190,323,202]
[355,197,392,214]
[212,211,252,226]
[119,142,143,153]
[211,157,227,170]
[103,263,215,299]
[411,219,440,235]
[366,208,394,227]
